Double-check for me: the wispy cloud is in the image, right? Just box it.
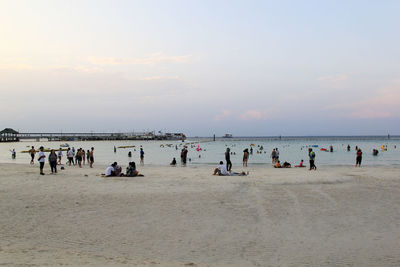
[0,61,33,71]
[324,85,400,119]
[88,53,192,66]
[139,75,180,81]
[317,74,349,84]
[238,110,269,121]
[214,109,232,121]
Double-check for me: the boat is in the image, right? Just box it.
[118,145,136,149]
[222,134,233,138]
[60,143,69,148]
[21,148,68,153]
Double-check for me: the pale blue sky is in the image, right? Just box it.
[1,0,399,136]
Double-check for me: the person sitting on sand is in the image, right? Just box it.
[105,162,117,177]
[126,161,144,177]
[229,170,248,176]
[282,161,291,168]
[295,160,306,167]
[274,161,281,168]
[213,161,228,175]
[213,161,247,176]
[170,157,177,166]
[114,163,123,176]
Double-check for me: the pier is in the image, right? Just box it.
[0,128,184,142]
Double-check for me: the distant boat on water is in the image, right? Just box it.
[222,134,233,138]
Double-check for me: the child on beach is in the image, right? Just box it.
[10,149,16,159]
[295,160,305,167]
[274,161,281,168]
[170,158,177,166]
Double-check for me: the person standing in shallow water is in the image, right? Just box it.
[182,147,188,166]
[308,148,317,170]
[89,147,94,168]
[356,148,363,167]
[271,149,276,163]
[225,148,232,171]
[243,148,249,167]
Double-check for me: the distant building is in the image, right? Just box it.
[0,128,19,142]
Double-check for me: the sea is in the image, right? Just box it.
[0,136,399,167]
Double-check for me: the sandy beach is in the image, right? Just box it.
[1,162,400,266]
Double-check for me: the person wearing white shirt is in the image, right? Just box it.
[105,162,117,177]
[57,149,63,164]
[67,148,74,166]
[38,146,46,175]
[213,161,228,176]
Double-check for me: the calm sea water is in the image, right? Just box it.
[0,137,399,167]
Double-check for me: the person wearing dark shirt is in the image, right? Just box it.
[225,148,232,171]
[356,149,363,167]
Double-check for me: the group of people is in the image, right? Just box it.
[270,148,280,163]
[27,146,95,175]
[104,161,144,177]
[18,142,373,176]
[65,147,95,168]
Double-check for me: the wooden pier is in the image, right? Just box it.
[16,131,156,141]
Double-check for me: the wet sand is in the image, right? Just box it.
[1,163,400,266]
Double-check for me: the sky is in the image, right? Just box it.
[1,0,399,136]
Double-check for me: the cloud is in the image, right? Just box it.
[87,53,192,66]
[0,62,33,71]
[139,75,180,81]
[238,110,266,121]
[214,109,232,121]
[324,85,400,119]
[317,74,349,83]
